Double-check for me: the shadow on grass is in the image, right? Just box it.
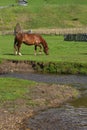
[80,53,87,55]
[3,53,14,55]
[3,53,44,56]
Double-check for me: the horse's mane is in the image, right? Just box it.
[39,35,48,49]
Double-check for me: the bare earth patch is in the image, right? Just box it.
[0,60,34,74]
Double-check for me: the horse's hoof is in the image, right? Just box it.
[14,51,17,55]
[18,52,22,56]
[34,53,37,56]
[39,52,42,55]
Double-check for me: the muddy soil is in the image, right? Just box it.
[0,60,35,74]
[0,60,79,130]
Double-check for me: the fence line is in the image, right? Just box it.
[1,28,87,35]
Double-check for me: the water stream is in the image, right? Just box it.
[0,72,87,130]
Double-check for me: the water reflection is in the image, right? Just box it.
[0,72,87,85]
[25,106,87,130]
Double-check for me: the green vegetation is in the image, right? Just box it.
[0,78,36,102]
[0,0,87,30]
[0,0,16,6]
[1,0,87,6]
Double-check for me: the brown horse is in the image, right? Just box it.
[14,33,49,56]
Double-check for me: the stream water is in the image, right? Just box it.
[0,72,87,130]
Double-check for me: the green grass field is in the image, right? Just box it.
[0,34,87,64]
[0,0,87,30]
[0,0,16,6]
[0,0,87,6]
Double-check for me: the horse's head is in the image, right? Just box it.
[44,46,49,55]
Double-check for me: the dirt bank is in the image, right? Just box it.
[0,60,87,75]
[0,60,44,74]
[0,60,35,74]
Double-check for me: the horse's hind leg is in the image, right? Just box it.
[14,38,18,55]
[14,45,18,55]
[34,45,37,55]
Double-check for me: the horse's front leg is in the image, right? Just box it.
[34,45,37,55]
[14,38,18,55]
[38,44,42,54]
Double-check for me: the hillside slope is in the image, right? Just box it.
[0,0,87,31]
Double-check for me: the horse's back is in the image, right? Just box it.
[23,33,43,43]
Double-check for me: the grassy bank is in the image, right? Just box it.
[0,34,87,74]
[0,77,79,106]
[0,0,87,30]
